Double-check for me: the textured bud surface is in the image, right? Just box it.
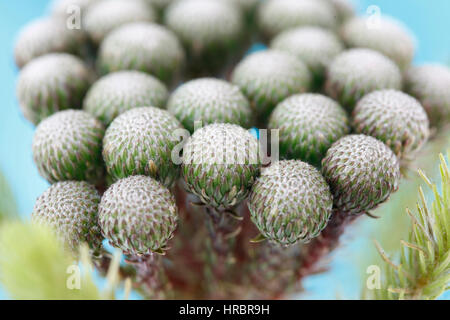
[32,181,103,252]
[99,175,178,255]
[83,71,169,126]
[258,0,337,39]
[165,0,243,73]
[249,160,333,245]
[231,50,311,121]
[14,17,87,69]
[269,94,350,167]
[103,107,183,188]
[33,110,105,184]
[322,135,400,214]
[17,53,93,125]
[341,17,415,70]
[271,27,344,85]
[353,90,429,158]
[167,78,252,133]
[98,22,185,84]
[404,64,450,127]
[84,0,156,45]
[182,123,260,210]
[325,49,402,111]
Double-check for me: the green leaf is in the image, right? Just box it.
[0,222,101,300]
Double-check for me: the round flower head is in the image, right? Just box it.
[249,160,333,245]
[98,22,185,85]
[50,0,97,17]
[17,53,93,125]
[231,50,311,122]
[322,135,401,215]
[99,175,178,256]
[353,90,429,159]
[83,71,169,126]
[165,0,244,75]
[258,0,337,40]
[14,17,87,68]
[404,64,450,128]
[341,16,415,70]
[32,181,103,253]
[167,78,252,133]
[182,123,260,210]
[32,110,105,184]
[84,0,156,45]
[269,94,350,167]
[102,107,183,188]
[327,0,355,23]
[325,49,402,111]
[271,27,344,87]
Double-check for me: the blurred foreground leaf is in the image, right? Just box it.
[0,222,101,299]
[0,171,18,223]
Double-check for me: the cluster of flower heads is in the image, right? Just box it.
[16,0,449,256]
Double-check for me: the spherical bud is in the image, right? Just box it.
[325,49,402,111]
[98,22,185,85]
[165,0,244,74]
[231,50,311,122]
[32,181,103,252]
[269,94,350,167]
[167,78,252,133]
[99,175,178,256]
[14,17,87,69]
[182,123,260,210]
[32,110,105,184]
[17,53,94,125]
[102,107,183,188]
[84,0,156,45]
[258,0,337,40]
[353,90,429,159]
[271,27,344,87]
[322,135,401,215]
[249,160,333,245]
[83,71,169,126]
[341,16,415,70]
[404,64,450,128]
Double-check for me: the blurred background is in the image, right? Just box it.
[0,0,449,299]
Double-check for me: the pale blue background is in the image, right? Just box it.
[0,0,449,300]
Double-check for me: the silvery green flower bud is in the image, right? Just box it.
[99,175,178,255]
[322,134,401,215]
[98,22,185,85]
[341,16,415,70]
[32,181,103,252]
[231,50,311,122]
[269,93,350,167]
[32,110,105,184]
[325,49,402,111]
[271,26,344,87]
[404,64,450,128]
[84,0,156,45]
[167,78,252,133]
[353,90,430,158]
[258,0,337,40]
[165,0,244,75]
[83,71,169,126]
[17,53,94,125]
[249,160,333,245]
[102,107,183,188]
[14,17,87,68]
[182,123,260,210]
